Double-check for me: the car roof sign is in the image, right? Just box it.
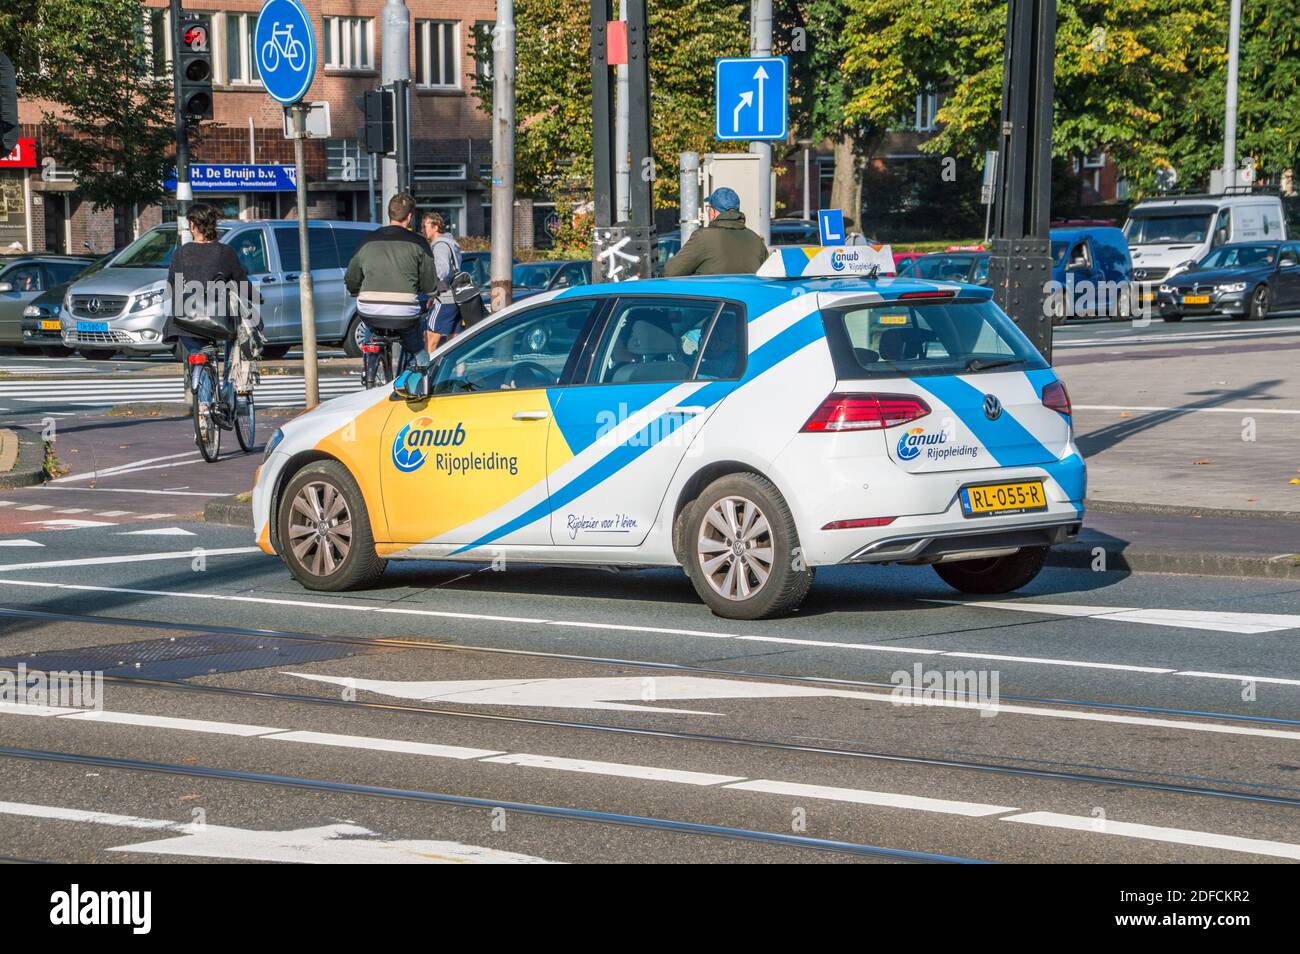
[757,245,896,279]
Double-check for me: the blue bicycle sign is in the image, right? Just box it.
[255,0,316,105]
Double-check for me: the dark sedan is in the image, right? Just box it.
[18,253,117,355]
[512,259,591,302]
[1157,241,1300,322]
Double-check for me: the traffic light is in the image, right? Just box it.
[177,15,213,121]
[0,53,18,154]
[355,88,394,155]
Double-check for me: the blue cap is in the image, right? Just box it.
[707,187,741,212]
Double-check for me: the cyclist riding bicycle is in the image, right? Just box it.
[344,193,439,381]
[166,202,263,448]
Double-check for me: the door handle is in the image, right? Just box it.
[283,273,299,281]
[513,410,549,421]
[255,275,276,284]
[666,405,705,415]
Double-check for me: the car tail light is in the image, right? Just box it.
[897,290,957,300]
[801,393,931,432]
[822,516,897,530]
[1042,380,1071,416]
[186,353,207,365]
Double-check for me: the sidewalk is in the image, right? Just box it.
[0,427,47,489]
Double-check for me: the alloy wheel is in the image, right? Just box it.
[287,480,353,577]
[697,495,774,601]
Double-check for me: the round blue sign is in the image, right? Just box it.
[255,0,317,105]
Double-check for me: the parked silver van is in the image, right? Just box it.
[61,219,379,360]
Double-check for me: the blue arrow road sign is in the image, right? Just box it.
[255,0,316,106]
[817,209,845,246]
[715,56,788,141]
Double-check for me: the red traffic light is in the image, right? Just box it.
[183,24,208,52]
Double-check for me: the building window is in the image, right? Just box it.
[415,20,460,88]
[914,92,938,132]
[146,7,170,78]
[1082,151,1106,169]
[326,140,374,182]
[414,162,467,181]
[472,21,494,82]
[222,13,261,85]
[324,17,373,71]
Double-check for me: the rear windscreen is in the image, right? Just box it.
[821,299,1047,379]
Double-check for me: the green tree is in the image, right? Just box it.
[475,0,748,217]
[2,0,175,211]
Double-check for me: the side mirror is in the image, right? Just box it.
[392,368,431,401]
[0,282,12,292]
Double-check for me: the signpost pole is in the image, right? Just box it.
[291,105,320,408]
[749,0,773,247]
[169,0,193,245]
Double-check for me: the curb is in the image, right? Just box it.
[0,429,48,490]
[204,497,254,527]
[1049,542,1300,580]
[1084,498,1300,522]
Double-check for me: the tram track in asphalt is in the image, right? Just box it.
[0,745,981,864]
[4,610,1300,810]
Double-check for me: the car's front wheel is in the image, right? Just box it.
[933,546,1048,595]
[277,460,387,591]
[1248,284,1270,320]
[1161,312,1183,322]
[684,473,813,620]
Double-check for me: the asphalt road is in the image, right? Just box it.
[1,520,1298,864]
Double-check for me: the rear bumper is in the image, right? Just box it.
[844,517,1080,564]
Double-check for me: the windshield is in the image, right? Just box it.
[823,299,1047,379]
[112,225,231,268]
[512,262,561,289]
[1123,214,1211,246]
[1196,244,1278,269]
[901,255,977,281]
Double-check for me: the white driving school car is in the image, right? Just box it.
[252,246,1085,619]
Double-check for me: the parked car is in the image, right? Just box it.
[61,220,380,361]
[1049,226,1134,321]
[1156,241,1300,321]
[1124,191,1288,292]
[19,253,115,355]
[897,251,990,285]
[893,251,926,271]
[770,218,820,246]
[512,259,592,302]
[0,253,97,348]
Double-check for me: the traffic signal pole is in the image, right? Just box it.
[169,0,192,244]
[490,1,516,311]
[291,104,320,409]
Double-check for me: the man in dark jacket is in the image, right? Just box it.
[663,187,768,276]
[344,193,439,364]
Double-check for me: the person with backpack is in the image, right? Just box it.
[422,211,463,352]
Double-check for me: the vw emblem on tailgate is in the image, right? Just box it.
[983,394,1002,420]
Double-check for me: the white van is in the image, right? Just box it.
[1124,192,1288,286]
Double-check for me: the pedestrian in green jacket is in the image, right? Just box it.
[664,187,769,276]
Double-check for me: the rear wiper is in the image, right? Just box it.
[965,358,1025,372]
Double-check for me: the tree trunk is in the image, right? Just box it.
[830,135,860,229]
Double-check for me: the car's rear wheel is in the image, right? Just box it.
[342,314,365,358]
[1248,284,1270,320]
[261,343,292,360]
[684,473,813,620]
[933,546,1048,595]
[278,460,386,591]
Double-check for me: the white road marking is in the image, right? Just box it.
[0,546,258,571]
[724,779,1016,817]
[0,802,554,864]
[7,702,1300,859]
[50,452,195,484]
[1074,403,1300,416]
[941,652,1174,674]
[935,599,1300,634]
[53,508,91,514]
[22,519,117,529]
[15,504,52,511]
[0,539,43,548]
[92,510,132,517]
[263,730,502,760]
[481,753,745,786]
[0,574,1297,689]
[118,527,194,537]
[1177,671,1300,687]
[41,486,226,497]
[1002,812,1300,861]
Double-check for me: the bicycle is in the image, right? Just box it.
[260,23,307,73]
[360,327,413,389]
[188,340,256,462]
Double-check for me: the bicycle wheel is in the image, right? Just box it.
[192,364,221,462]
[234,390,256,452]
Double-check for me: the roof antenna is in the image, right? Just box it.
[865,264,880,279]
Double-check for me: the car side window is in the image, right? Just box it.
[1,264,42,292]
[47,262,89,284]
[1066,242,1090,270]
[274,228,301,273]
[230,230,269,275]
[430,298,601,395]
[1282,245,1300,268]
[587,297,721,385]
[694,303,745,380]
[333,227,369,269]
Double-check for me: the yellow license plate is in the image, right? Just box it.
[39,319,61,331]
[1183,295,1211,305]
[962,480,1047,517]
[1139,293,1155,303]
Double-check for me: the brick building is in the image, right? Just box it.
[5,0,496,255]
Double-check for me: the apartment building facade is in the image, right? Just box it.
[6,0,495,256]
